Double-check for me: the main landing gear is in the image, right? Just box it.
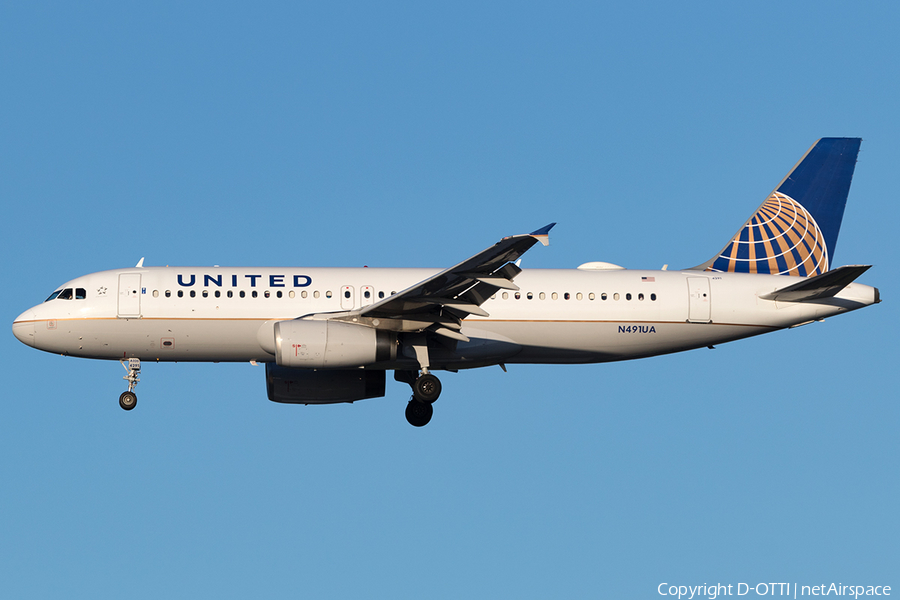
[413,373,441,403]
[397,370,442,427]
[119,358,141,411]
[405,399,433,428]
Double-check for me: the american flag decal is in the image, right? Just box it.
[641,276,655,282]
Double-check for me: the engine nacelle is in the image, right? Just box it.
[266,364,385,404]
[274,320,396,369]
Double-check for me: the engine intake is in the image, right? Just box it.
[274,320,396,369]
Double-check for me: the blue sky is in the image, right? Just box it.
[1,2,897,598]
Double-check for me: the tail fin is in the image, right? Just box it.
[693,138,861,276]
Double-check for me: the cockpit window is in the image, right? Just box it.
[45,287,85,300]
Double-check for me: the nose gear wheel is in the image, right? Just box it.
[119,391,137,411]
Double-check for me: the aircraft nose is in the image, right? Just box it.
[12,310,36,347]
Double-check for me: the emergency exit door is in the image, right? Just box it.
[340,285,354,310]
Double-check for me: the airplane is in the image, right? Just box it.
[12,138,880,427]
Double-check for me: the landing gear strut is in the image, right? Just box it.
[119,358,140,411]
[398,337,445,427]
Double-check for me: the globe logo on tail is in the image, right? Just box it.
[708,192,828,277]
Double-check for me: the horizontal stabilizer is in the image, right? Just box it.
[759,265,871,302]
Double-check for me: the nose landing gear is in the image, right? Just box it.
[119,358,141,411]
[119,391,137,411]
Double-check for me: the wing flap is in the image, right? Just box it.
[430,326,471,343]
[468,276,520,290]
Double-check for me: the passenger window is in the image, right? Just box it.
[614,293,620,300]
[344,290,351,299]
[76,288,87,299]
[202,290,208,298]
[364,290,371,299]
[227,291,233,298]
[378,291,384,299]
[551,292,558,300]
[576,293,583,301]
[165,290,171,298]
[301,291,308,299]
[58,288,73,300]
[515,292,521,300]
[276,291,283,298]
[240,291,246,298]
[215,290,221,298]
[252,291,258,298]
[288,291,295,298]
[326,291,333,299]
[626,293,632,301]
[564,293,570,300]
[152,290,159,298]
[314,291,320,299]
[502,292,509,300]
[651,293,657,301]
[539,292,546,300]
[638,293,644,301]
[601,293,607,301]
[526,292,533,300]
[190,290,196,298]
[178,290,184,298]
[588,293,595,300]
[264,291,271,298]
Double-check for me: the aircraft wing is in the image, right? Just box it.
[759,265,872,302]
[345,224,555,340]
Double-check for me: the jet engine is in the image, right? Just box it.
[266,364,386,404]
[274,320,397,369]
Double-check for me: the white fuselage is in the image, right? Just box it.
[12,266,878,370]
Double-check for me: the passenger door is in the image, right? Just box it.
[118,273,142,318]
[687,277,711,323]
